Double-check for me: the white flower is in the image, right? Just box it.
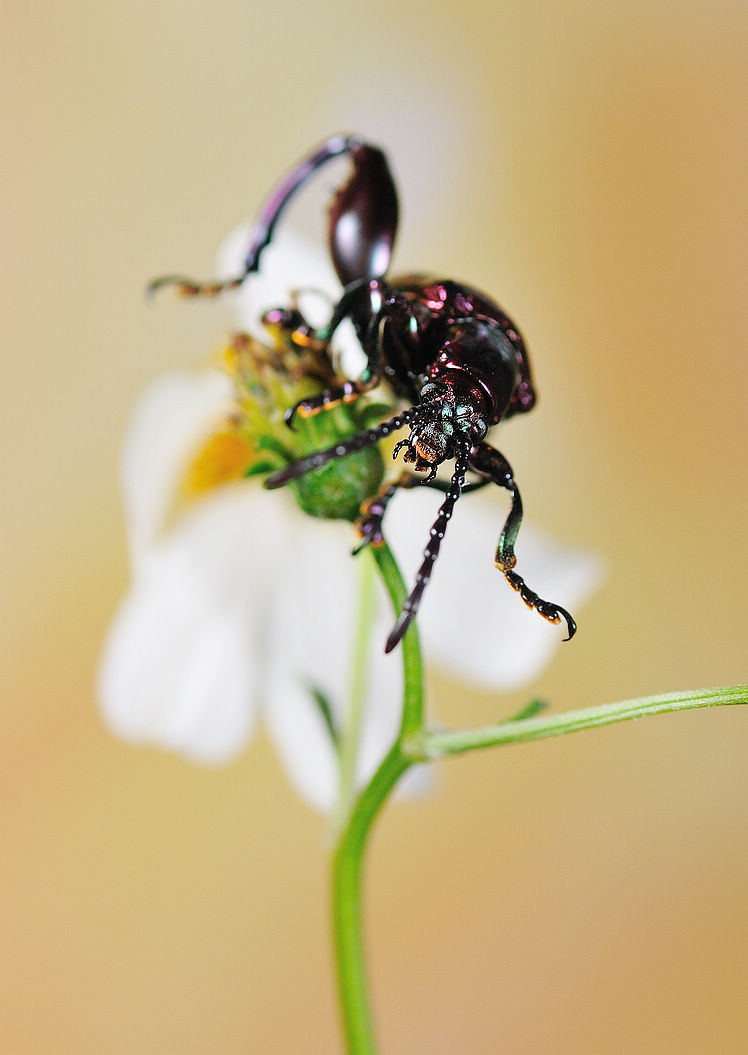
[98,365,603,811]
[98,228,604,811]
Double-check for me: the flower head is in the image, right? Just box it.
[98,233,604,810]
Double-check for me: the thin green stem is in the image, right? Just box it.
[329,532,746,1055]
[332,542,424,1055]
[332,742,411,1055]
[335,548,377,833]
[406,685,747,761]
[370,544,424,736]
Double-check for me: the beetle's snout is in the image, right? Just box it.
[414,423,448,465]
[393,417,450,475]
[393,421,450,475]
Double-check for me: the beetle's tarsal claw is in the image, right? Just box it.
[384,612,410,653]
[504,569,577,640]
[354,502,385,550]
[559,608,577,641]
[146,273,245,300]
[146,275,195,298]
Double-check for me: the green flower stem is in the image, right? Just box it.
[405,685,747,761]
[332,542,423,1055]
[332,742,411,1055]
[335,549,378,833]
[370,544,424,737]
[330,532,745,1055]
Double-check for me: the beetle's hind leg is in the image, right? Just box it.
[470,443,577,640]
[148,135,369,300]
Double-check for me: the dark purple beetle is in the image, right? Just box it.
[150,135,576,653]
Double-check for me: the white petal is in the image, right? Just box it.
[386,488,605,688]
[218,226,340,333]
[120,369,235,567]
[217,226,365,378]
[98,486,291,763]
[261,519,405,812]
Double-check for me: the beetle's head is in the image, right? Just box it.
[394,380,488,477]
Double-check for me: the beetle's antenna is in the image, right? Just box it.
[263,405,429,490]
[384,437,471,653]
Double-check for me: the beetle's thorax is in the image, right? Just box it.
[429,320,522,425]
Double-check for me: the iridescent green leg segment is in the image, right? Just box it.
[469,442,577,639]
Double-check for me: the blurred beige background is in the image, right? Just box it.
[2,1,746,1053]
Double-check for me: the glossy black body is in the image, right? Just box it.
[151,135,576,652]
[353,276,536,420]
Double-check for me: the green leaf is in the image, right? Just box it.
[508,698,548,722]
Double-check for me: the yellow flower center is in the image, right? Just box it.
[179,431,254,501]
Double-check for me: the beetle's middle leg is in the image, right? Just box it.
[470,442,577,639]
[354,471,490,552]
[353,473,416,551]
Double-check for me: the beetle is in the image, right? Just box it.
[150,134,576,653]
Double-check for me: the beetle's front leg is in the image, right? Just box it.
[285,287,388,427]
[470,442,577,639]
[384,440,473,653]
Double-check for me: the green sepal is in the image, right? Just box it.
[244,460,281,478]
[256,434,293,459]
[289,404,385,521]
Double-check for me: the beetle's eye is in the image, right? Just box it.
[472,417,487,440]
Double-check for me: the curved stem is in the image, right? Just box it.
[332,743,411,1055]
[332,542,424,1055]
